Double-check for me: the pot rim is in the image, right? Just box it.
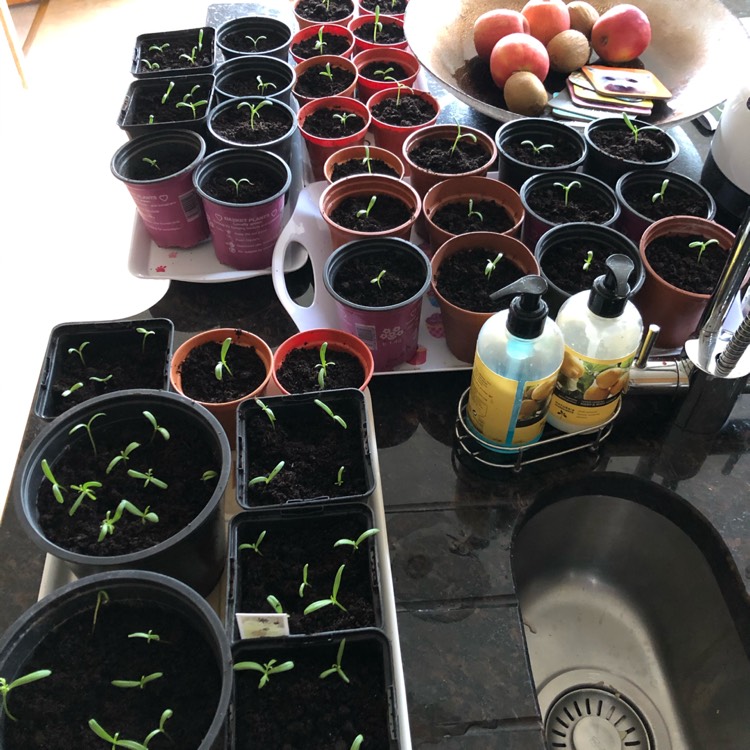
[207,95,298,151]
[216,15,293,58]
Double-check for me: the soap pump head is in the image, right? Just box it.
[490,275,549,339]
[588,254,634,318]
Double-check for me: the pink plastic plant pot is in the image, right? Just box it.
[348,14,408,54]
[290,23,356,63]
[292,54,359,106]
[353,46,420,102]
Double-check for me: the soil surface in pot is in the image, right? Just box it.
[645,234,726,294]
[436,247,523,313]
[276,347,366,392]
[370,93,436,126]
[622,183,710,221]
[360,60,408,80]
[301,106,366,138]
[123,145,198,180]
[361,0,407,11]
[221,27,288,54]
[432,199,515,236]
[127,79,211,125]
[242,398,370,505]
[504,136,581,167]
[331,157,399,180]
[292,31,352,58]
[409,137,490,174]
[296,0,353,23]
[36,409,220,556]
[199,166,284,203]
[211,101,293,144]
[589,127,673,163]
[219,71,288,98]
[542,241,613,294]
[295,63,355,98]
[4,597,222,750]
[526,185,615,224]
[178,339,267,402]
[353,21,405,44]
[333,250,425,306]
[136,30,213,73]
[234,513,379,633]
[233,637,391,749]
[330,193,412,232]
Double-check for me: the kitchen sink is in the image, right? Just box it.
[512,474,750,750]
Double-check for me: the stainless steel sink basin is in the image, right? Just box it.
[512,475,750,750]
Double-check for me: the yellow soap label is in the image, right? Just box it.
[467,355,559,446]
[549,348,636,429]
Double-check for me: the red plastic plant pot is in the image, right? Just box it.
[353,46,420,102]
[292,54,359,106]
[348,14,408,55]
[290,22,355,63]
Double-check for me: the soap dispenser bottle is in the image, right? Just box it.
[467,275,564,448]
[547,254,643,433]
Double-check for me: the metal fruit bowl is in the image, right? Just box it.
[403,0,750,126]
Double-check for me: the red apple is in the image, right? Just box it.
[489,32,550,88]
[591,4,651,62]
[473,9,530,61]
[521,0,570,46]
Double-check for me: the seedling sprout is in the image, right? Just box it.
[299,563,311,597]
[148,43,169,53]
[69,480,102,516]
[68,340,89,366]
[233,658,295,689]
[314,399,348,428]
[245,34,267,49]
[197,28,204,52]
[689,237,720,264]
[127,468,168,490]
[320,62,335,82]
[350,736,364,750]
[41,459,66,503]
[450,122,477,156]
[651,178,669,203]
[128,630,161,644]
[179,45,199,65]
[520,139,554,154]
[160,80,175,104]
[226,177,253,197]
[111,672,163,689]
[467,198,483,222]
[484,252,504,279]
[266,594,285,614]
[92,590,109,633]
[320,638,350,683]
[373,66,394,79]
[89,374,113,385]
[335,465,345,486]
[99,500,159,541]
[256,398,276,428]
[239,529,266,554]
[304,563,347,613]
[144,410,170,443]
[256,75,277,95]
[106,442,141,476]
[175,86,208,119]
[361,144,373,174]
[141,158,159,171]
[249,460,285,486]
[136,326,155,352]
[372,5,383,43]
[142,60,159,71]
[384,78,411,106]
[370,269,386,289]
[582,250,594,271]
[62,381,84,398]
[315,341,336,389]
[213,336,235,381]
[201,469,218,481]
[356,194,377,220]
[1,670,52,721]
[314,27,327,52]
[622,112,660,143]
[69,412,105,455]
[334,528,380,552]
[238,98,273,130]
[333,111,353,126]
[553,180,581,207]
[88,709,172,750]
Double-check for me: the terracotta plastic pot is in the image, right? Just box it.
[323,237,432,371]
[111,129,210,249]
[298,95,372,181]
[635,216,735,350]
[194,148,292,270]
[431,232,540,363]
[213,55,296,106]
[324,144,406,183]
[422,175,524,254]
[292,54,359,106]
[320,173,421,247]
[271,327,375,394]
[216,16,293,61]
[170,328,273,443]
[353,46,419,102]
[290,22,356,63]
[348,14,408,54]
[294,0,355,30]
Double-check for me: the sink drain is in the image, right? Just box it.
[545,686,652,750]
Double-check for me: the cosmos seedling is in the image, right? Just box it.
[520,139,554,154]
[238,98,273,130]
[62,381,84,398]
[651,178,669,203]
[315,341,336,389]
[128,630,161,644]
[320,638,350,683]
[69,412,105,455]
[304,563,347,613]
[99,500,159,542]
[111,672,163,689]
[554,180,581,207]
[450,122,477,156]
[144,410,170,443]
[356,194,377,220]
[92,590,109,633]
[127,468,168,490]
[88,709,172,750]
[372,5,383,42]
[689,237,720,264]
[334,528,380,552]
[148,114,155,124]
[314,399,348,428]
[201,469,218,482]
[373,66,394,79]
[69,480,103,516]
[622,112,660,143]
[142,60,159,70]
[141,158,159,171]
[350,736,364,750]
[299,563,310,597]
[136,326,155,352]
[370,269,386,289]
[320,62,335,82]
[1,670,52,721]
[266,595,285,614]
[314,27,327,52]
[107,442,141,475]
[335,465,345,486]
[89,374,113,385]
[233,658,295,689]
[361,144,373,174]
[68,340,90,366]
[197,28,204,52]
[41,459,66,504]
[484,252,504,279]
[256,75,277,95]
[582,250,594,271]
[321,0,330,11]
[245,34,267,49]
[467,198,483,221]
[175,86,208,119]
[179,45,199,65]
[149,42,169,53]
[333,111,354,126]
[227,177,253,197]
[384,78,410,106]
[160,80,175,104]
[239,529,266,555]
[214,336,235,381]
[256,398,276,428]
[249,460,285,486]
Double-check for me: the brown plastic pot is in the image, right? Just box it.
[353,46,420,102]
[348,14,407,54]
[431,232,540,363]
[292,54,359,106]
[324,144,406,183]
[294,0,355,30]
[635,216,735,350]
[290,22,356,63]
[320,173,421,248]
[422,175,525,254]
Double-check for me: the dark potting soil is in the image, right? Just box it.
[49,330,169,417]
[589,127,673,163]
[199,166,284,203]
[233,637,391,749]
[432,199,515,235]
[330,193,412,233]
[436,247,524,313]
[276,347,366,393]
[242,398,370,506]
[127,79,211,125]
[645,234,726,294]
[526,185,615,224]
[124,145,198,180]
[178,339,267,402]
[295,62,356,98]
[4,597,221,750]
[36,410,220,556]
[135,30,213,73]
[221,28,288,53]
[360,60,408,81]
[353,21,405,45]
[292,31,352,59]
[210,101,293,145]
[504,136,581,167]
[301,107,366,138]
[219,72,287,98]
[370,93,436,126]
[331,157,399,181]
[623,183,709,221]
[295,0,354,23]
[233,514,378,633]
[361,0,407,12]
[542,241,612,295]
[333,250,425,307]
[408,137,490,174]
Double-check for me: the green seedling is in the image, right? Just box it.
[582,250,594,271]
[141,157,159,171]
[179,45,199,65]
[315,341,336,389]
[256,75,277,95]
[356,194,377,220]
[450,121,477,156]
[622,112,660,143]
[266,594,284,614]
[107,442,141,475]
[1,670,52,721]
[553,180,581,207]
[350,736,364,750]
[373,66,394,79]
[148,43,169,53]
[89,374,113,384]
[92,589,109,633]
[136,326,155,353]
[128,630,160,644]
[484,252,504,279]
[69,411,105,455]
[41,458,66,504]
[249,460,285,486]
[333,111,353,126]
[334,527,380,552]
[144,410,170,443]
[256,398,276,428]
[689,237,720,264]
[111,672,163,689]
[160,80,175,104]
[335,465,345,486]
[69,480,102,516]
[520,139,554,154]
[370,269,386,289]
[88,709,172,750]
[651,178,669,203]
[233,658,295,689]
[239,529,266,555]
[304,563,347,614]
[201,469,218,482]
[320,62,334,82]
[299,563,311,597]
[148,114,155,124]
[361,144,373,174]
[372,5,383,42]
[62,381,84,398]
[141,60,159,70]
[321,0,330,10]
[214,337,233,381]
[384,78,410,106]
[127,468,168,490]
[467,198,483,221]
[245,34,267,49]
[175,86,208,119]
[314,27,327,52]
[197,28,204,52]
[314,398,348,428]
[226,177,253,197]
[99,500,159,542]
[320,638,350,683]
[237,98,273,129]
[68,340,90,366]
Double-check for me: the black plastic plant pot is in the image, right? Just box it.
[216,16,293,62]
[117,74,215,139]
[495,117,587,191]
[236,388,375,511]
[33,319,174,421]
[0,570,232,750]
[534,222,645,318]
[225,503,383,641]
[131,26,216,78]
[214,54,296,106]
[13,389,231,597]
[228,628,400,749]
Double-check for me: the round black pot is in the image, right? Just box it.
[216,16,293,61]
[13,389,231,596]
[214,54,296,106]
[495,117,587,191]
[534,222,645,318]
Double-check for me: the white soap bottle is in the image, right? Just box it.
[547,254,644,433]
[467,275,564,449]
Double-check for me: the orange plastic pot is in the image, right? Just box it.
[324,144,406,183]
[290,22,355,63]
[293,54,359,106]
[353,47,419,102]
[348,14,408,54]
